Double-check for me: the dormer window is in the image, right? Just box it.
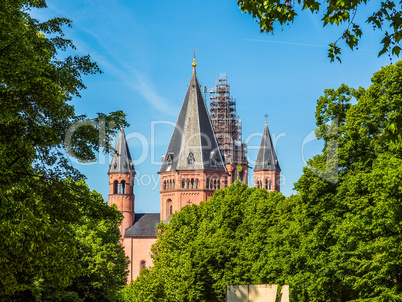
[167,152,174,165]
[187,152,195,165]
[210,149,221,166]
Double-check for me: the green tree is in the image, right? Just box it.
[0,0,128,300]
[120,181,290,302]
[237,0,402,62]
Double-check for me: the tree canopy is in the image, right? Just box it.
[237,0,402,62]
[0,0,128,300]
[120,61,402,301]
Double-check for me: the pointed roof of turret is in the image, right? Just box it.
[159,58,226,173]
[108,127,135,173]
[254,122,281,171]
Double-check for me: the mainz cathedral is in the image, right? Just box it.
[107,56,281,282]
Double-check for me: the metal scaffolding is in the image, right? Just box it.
[205,74,247,165]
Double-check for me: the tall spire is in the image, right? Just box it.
[109,127,135,173]
[159,62,225,173]
[254,122,280,171]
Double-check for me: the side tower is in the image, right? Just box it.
[108,127,136,236]
[207,75,249,185]
[254,121,281,192]
[158,57,228,221]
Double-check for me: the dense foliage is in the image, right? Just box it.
[0,0,128,300]
[121,61,402,301]
[237,0,402,62]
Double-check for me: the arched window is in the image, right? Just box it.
[164,180,166,190]
[166,199,172,217]
[173,179,175,189]
[169,179,172,190]
[218,179,220,189]
[140,260,146,270]
[182,179,185,189]
[269,180,272,190]
[206,178,209,189]
[265,179,268,190]
[186,178,190,189]
[121,180,126,194]
[113,180,118,194]
[210,179,213,189]
[214,179,217,189]
[191,178,194,189]
[195,178,199,189]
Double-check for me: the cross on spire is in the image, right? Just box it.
[264,113,269,123]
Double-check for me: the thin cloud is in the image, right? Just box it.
[244,38,327,48]
[33,2,177,116]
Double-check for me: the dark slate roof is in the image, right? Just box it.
[108,128,135,173]
[124,213,160,237]
[254,122,281,171]
[159,65,226,173]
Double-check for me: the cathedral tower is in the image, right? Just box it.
[158,57,228,221]
[207,75,249,185]
[108,127,136,236]
[254,121,281,192]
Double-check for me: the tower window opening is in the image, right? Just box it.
[140,260,146,270]
[170,204,173,215]
[173,179,175,189]
[113,180,118,194]
[269,180,272,191]
[164,180,166,190]
[195,178,199,189]
[169,179,172,190]
[218,179,220,189]
[121,180,126,194]
[206,178,209,189]
[182,179,185,189]
[265,179,268,190]
[191,178,194,189]
[186,178,190,189]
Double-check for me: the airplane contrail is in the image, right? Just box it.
[244,38,327,48]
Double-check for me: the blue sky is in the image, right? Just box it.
[34,1,394,213]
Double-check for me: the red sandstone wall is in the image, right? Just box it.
[124,237,157,283]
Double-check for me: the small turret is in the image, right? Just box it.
[108,127,136,236]
[254,121,281,191]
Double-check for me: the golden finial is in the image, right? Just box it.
[192,48,197,67]
[264,113,269,124]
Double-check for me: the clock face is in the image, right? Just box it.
[236,164,243,172]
